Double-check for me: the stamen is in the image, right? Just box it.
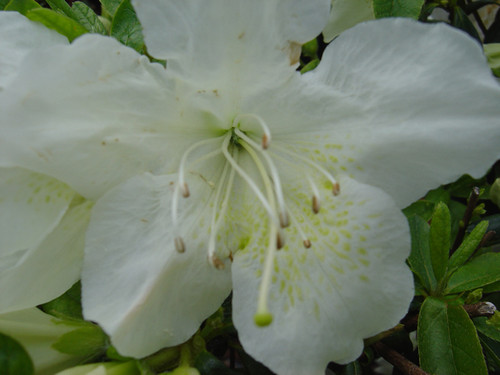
[254,222,278,327]
[209,254,225,270]
[236,129,289,228]
[174,237,185,253]
[221,134,278,225]
[276,231,285,249]
[271,143,340,195]
[307,176,321,214]
[207,160,236,266]
[285,201,312,249]
[178,137,223,200]
[232,113,271,149]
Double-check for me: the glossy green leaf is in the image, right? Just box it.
[429,202,451,282]
[4,0,40,15]
[25,8,87,42]
[407,215,437,291]
[446,252,500,293]
[373,0,425,18]
[479,334,500,372]
[418,297,487,375]
[483,280,500,293]
[111,0,144,52]
[0,333,34,375]
[0,0,9,10]
[448,220,489,273]
[71,1,107,34]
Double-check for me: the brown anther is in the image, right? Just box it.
[332,182,340,196]
[312,195,320,214]
[303,239,312,248]
[276,232,285,250]
[182,183,190,198]
[261,134,269,150]
[210,255,225,270]
[228,251,234,262]
[279,212,290,228]
[174,237,185,253]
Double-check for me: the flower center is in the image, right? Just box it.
[171,113,340,326]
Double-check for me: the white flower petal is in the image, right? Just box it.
[0,198,92,313]
[82,172,232,357]
[0,34,212,200]
[306,18,500,207]
[232,176,413,374]
[322,0,375,42]
[133,0,330,88]
[0,167,73,264]
[0,308,85,375]
[0,12,67,90]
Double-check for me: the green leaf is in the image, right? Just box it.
[0,0,9,10]
[71,1,107,34]
[490,177,500,206]
[407,215,437,292]
[446,252,500,293]
[429,202,451,282]
[418,297,488,375]
[100,0,122,18]
[373,0,425,18]
[4,0,40,15]
[45,0,75,18]
[25,8,88,42]
[474,315,500,342]
[452,6,481,42]
[0,333,34,375]
[52,323,107,359]
[483,280,500,293]
[194,351,240,375]
[111,0,144,52]
[479,334,500,372]
[448,220,489,273]
[300,59,320,74]
[402,199,435,221]
[338,361,363,375]
[41,282,83,320]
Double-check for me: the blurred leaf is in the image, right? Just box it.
[452,6,482,41]
[446,252,500,293]
[418,297,487,375]
[4,0,40,15]
[300,59,320,74]
[485,9,500,43]
[52,323,107,359]
[479,333,500,372]
[490,177,500,206]
[373,0,425,18]
[41,282,83,320]
[425,188,450,204]
[237,349,275,375]
[100,0,122,18]
[0,0,9,10]
[407,215,437,292]
[429,202,451,282]
[45,0,74,18]
[111,0,144,52]
[338,361,362,375]
[483,280,500,293]
[25,8,87,42]
[464,0,500,14]
[447,174,485,198]
[474,315,500,342]
[194,351,240,375]
[72,1,107,34]
[448,220,489,273]
[403,200,435,221]
[0,333,34,375]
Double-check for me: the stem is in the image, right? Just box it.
[373,342,430,375]
[450,187,480,254]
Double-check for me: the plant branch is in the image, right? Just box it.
[451,187,480,254]
[373,342,429,375]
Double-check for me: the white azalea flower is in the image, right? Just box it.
[1,1,500,374]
